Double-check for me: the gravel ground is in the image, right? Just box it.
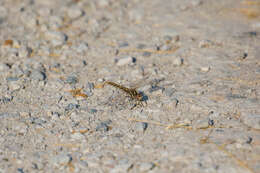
[0,0,260,173]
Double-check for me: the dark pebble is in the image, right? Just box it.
[17,168,24,173]
[208,119,214,126]
[246,137,253,144]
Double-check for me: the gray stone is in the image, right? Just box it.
[65,103,80,112]
[135,122,148,132]
[30,70,46,81]
[191,0,202,6]
[44,31,67,46]
[139,162,155,172]
[51,153,72,167]
[111,159,133,173]
[65,75,78,84]
[96,120,112,132]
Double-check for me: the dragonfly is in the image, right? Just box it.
[104,81,146,109]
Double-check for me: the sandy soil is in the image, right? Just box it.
[0,0,259,172]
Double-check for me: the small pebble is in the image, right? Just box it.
[193,118,209,129]
[30,70,46,81]
[96,120,112,132]
[0,63,10,72]
[86,82,94,92]
[65,103,80,112]
[9,81,21,91]
[173,57,183,66]
[142,51,151,57]
[89,109,98,114]
[139,162,155,172]
[135,122,148,132]
[111,160,133,173]
[51,153,72,167]
[67,7,83,19]
[65,75,78,84]
[17,168,24,173]
[115,56,136,66]
[200,66,210,72]
[117,41,129,48]
[44,31,67,46]
[191,0,202,6]
[14,121,28,135]
[18,47,32,58]
[74,42,88,53]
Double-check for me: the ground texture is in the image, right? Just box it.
[0,0,260,172]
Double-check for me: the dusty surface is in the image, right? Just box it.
[0,0,260,172]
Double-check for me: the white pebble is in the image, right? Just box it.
[200,66,210,72]
[115,56,135,66]
[71,132,85,141]
[67,7,83,19]
[173,57,183,66]
[9,82,21,91]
